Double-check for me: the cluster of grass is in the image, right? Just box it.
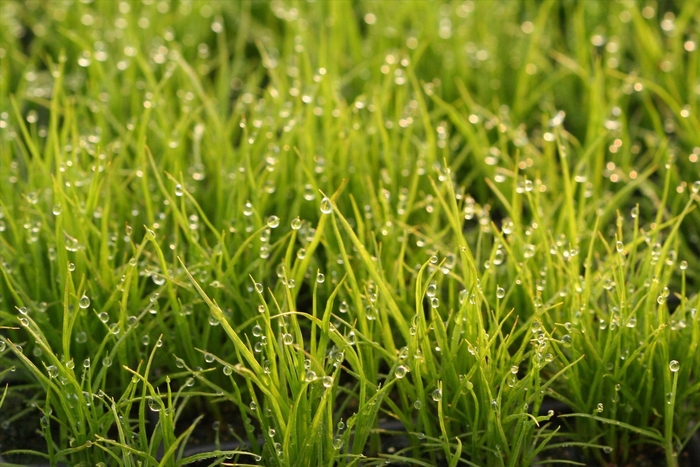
[1,0,699,466]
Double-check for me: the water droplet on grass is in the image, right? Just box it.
[395,365,408,378]
[98,312,109,323]
[204,353,215,363]
[316,271,325,283]
[496,286,505,299]
[282,333,293,345]
[175,184,183,197]
[79,294,90,309]
[669,360,680,372]
[75,331,87,343]
[52,204,62,215]
[267,215,279,228]
[305,370,317,382]
[291,217,302,230]
[432,388,442,401]
[322,376,333,388]
[102,357,112,367]
[243,201,253,216]
[148,397,161,412]
[320,197,332,214]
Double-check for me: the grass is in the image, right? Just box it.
[0,0,699,466]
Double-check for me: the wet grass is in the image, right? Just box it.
[1,1,699,466]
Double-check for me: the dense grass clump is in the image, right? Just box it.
[1,1,699,466]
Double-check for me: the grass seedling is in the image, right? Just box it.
[1,1,699,466]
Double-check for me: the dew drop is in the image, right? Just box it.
[75,331,87,344]
[174,184,183,197]
[282,333,293,345]
[322,375,333,388]
[496,286,505,299]
[243,201,253,216]
[267,215,280,228]
[52,204,62,216]
[320,197,333,214]
[291,217,302,230]
[79,294,90,309]
[432,388,442,401]
[204,353,215,363]
[394,365,408,378]
[316,271,325,283]
[148,397,161,412]
[669,360,680,372]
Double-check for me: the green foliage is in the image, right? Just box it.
[0,1,699,466]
